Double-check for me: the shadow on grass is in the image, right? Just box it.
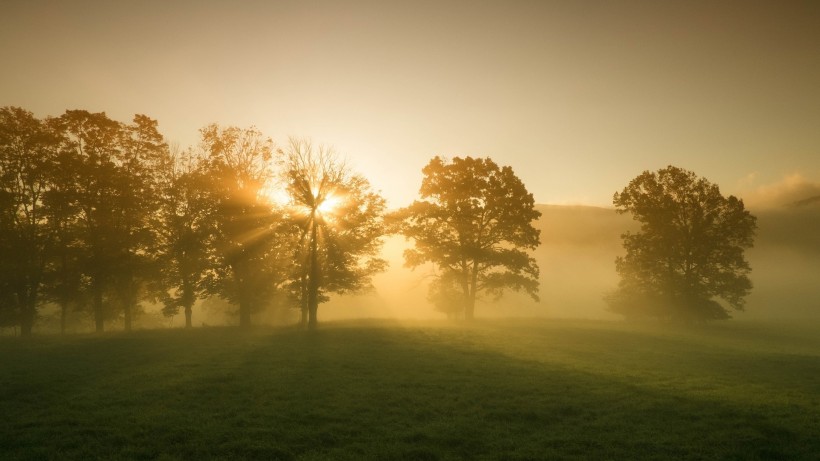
[1,322,818,460]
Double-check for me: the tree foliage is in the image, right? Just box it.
[197,124,292,328]
[0,107,60,336]
[56,110,170,332]
[608,165,757,322]
[394,156,540,319]
[282,139,387,328]
[0,107,392,334]
[154,147,213,328]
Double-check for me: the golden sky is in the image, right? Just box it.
[2,0,819,208]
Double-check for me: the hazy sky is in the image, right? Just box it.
[2,0,819,208]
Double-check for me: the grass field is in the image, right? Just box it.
[1,319,819,460]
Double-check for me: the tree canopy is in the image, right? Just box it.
[282,139,386,328]
[0,107,59,335]
[608,165,757,322]
[394,156,540,319]
[0,107,394,334]
[196,124,293,328]
[1,104,773,335]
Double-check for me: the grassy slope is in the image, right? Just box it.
[1,320,819,460]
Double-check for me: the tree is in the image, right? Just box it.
[0,107,60,336]
[155,148,213,328]
[198,124,287,328]
[56,110,168,332]
[56,110,123,332]
[40,117,84,334]
[394,156,541,320]
[608,165,757,322]
[110,114,170,331]
[282,139,387,328]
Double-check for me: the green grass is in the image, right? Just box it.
[1,319,819,460]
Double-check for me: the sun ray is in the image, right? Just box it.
[317,193,342,215]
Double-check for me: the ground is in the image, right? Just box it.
[1,319,818,460]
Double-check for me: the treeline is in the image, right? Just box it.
[1,106,758,336]
[0,107,386,336]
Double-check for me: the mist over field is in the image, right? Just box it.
[22,196,818,335]
[3,2,819,459]
[326,200,820,323]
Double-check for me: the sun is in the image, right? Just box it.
[258,183,344,218]
[317,193,342,215]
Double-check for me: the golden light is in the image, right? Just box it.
[317,193,343,215]
[258,181,344,219]
[258,185,290,206]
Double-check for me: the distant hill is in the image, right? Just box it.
[792,194,820,208]
[531,202,820,320]
[746,197,820,319]
[533,202,820,255]
[342,202,819,321]
[534,205,636,247]
[754,204,820,256]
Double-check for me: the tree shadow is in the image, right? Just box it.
[1,323,818,460]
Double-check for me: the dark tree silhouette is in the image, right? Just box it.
[155,148,213,328]
[57,110,168,332]
[111,114,170,331]
[57,110,126,332]
[0,107,60,336]
[608,165,757,322]
[394,156,541,320]
[198,124,291,328]
[282,139,386,328]
[41,120,84,334]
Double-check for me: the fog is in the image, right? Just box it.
[319,202,820,323]
[143,202,820,326]
[22,200,818,334]
[744,205,820,320]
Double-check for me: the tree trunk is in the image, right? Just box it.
[60,301,68,335]
[239,298,251,328]
[462,262,479,321]
[20,306,34,337]
[299,275,309,328]
[235,267,252,328]
[18,285,39,337]
[307,274,319,328]
[93,285,104,333]
[307,222,320,329]
[121,275,137,332]
[181,281,194,328]
[59,251,70,335]
[124,303,132,332]
[469,262,481,320]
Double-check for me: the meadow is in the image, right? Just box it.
[1,319,818,460]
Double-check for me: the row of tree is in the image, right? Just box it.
[1,106,758,336]
[0,107,394,335]
[1,107,547,336]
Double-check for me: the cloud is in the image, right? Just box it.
[740,173,820,209]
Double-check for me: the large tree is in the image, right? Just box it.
[41,118,84,334]
[155,148,213,328]
[282,139,386,328]
[394,156,541,320]
[608,165,757,322]
[0,107,60,336]
[198,124,290,328]
[110,114,170,331]
[56,110,168,332]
